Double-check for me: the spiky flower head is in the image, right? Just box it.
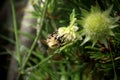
[80,6,118,47]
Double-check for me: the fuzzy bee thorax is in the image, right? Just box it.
[46,31,65,49]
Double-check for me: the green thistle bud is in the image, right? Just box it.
[80,6,118,47]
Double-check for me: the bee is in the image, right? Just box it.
[46,31,65,49]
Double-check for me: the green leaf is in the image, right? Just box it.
[70,9,76,22]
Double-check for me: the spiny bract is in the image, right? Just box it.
[80,6,118,47]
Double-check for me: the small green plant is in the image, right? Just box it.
[9,0,120,80]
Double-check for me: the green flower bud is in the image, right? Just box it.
[80,6,118,47]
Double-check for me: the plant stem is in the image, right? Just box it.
[10,0,20,64]
[21,0,48,69]
[110,52,117,80]
[108,41,117,80]
[26,52,57,71]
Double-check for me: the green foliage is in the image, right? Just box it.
[10,0,120,80]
